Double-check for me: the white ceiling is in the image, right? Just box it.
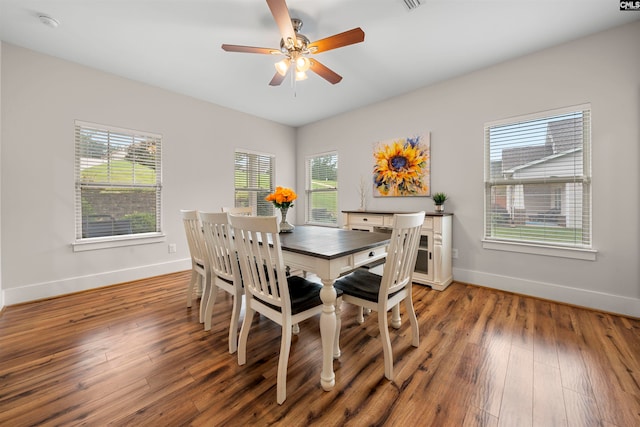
[1,0,637,127]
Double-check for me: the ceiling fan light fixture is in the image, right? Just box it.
[295,71,308,81]
[275,59,290,76]
[295,56,310,73]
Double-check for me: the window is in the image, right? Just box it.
[306,152,338,226]
[234,150,274,216]
[75,121,162,243]
[484,105,593,256]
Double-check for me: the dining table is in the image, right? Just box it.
[278,225,390,392]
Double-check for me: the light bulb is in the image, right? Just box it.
[295,56,310,72]
[295,71,308,81]
[274,59,290,76]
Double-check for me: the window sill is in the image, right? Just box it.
[72,233,166,252]
[482,239,597,261]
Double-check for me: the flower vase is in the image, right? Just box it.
[279,207,295,233]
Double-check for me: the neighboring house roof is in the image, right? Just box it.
[504,147,582,175]
[502,144,552,172]
[501,116,583,173]
[547,118,583,153]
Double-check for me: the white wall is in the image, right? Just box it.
[0,41,3,310]
[0,43,296,304]
[296,21,640,317]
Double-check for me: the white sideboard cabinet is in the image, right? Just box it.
[342,210,453,291]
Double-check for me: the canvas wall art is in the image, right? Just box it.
[373,133,430,197]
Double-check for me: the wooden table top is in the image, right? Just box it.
[279,226,390,260]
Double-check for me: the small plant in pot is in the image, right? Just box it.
[433,192,448,212]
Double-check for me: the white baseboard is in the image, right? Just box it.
[2,259,192,305]
[453,267,640,318]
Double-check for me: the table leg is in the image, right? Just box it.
[391,304,402,329]
[319,278,337,391]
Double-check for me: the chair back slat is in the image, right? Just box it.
[200,212,236,283]
[181,210,206,267]
[229,215,290,313]
[380,212,425,298]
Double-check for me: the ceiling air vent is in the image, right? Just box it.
[400,0,425,12]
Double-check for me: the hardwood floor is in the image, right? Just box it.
[1,271,638,426]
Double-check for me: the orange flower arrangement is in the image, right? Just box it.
[265,186,297,209]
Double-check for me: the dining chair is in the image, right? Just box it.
[221,206,253,216]
[334,211,425,381]
[229,214,342,405]
[199,211,244,353]
[180,210,211,324]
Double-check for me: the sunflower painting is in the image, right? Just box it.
[373,134,430,197]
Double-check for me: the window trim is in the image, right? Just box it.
[481,239,597,261]
[305,151,339,227]
[73,120,163,250]
[72,234,166,252]
[483,104,596,260]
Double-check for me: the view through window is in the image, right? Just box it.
[306,152,338,226]
[484,105,591,249]
[234,150,275,216]
[75,121,162,240]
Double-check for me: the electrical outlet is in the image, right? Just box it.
[452,248,458,259]
[168,243,177,254]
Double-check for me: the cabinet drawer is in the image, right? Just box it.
[349,214,384,227]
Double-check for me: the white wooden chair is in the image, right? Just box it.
[199,211,244,353]
[180,210,211,324]
[221,206,253,216]
[229,214,341,404]
[334,211,425,381]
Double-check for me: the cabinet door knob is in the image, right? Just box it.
[369,251,375,257]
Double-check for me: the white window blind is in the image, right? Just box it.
[234,150,275,215]
[75,121,162,240]
[306,152,338,226]
[484,105,591,249]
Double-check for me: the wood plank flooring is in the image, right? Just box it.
[1,271,639,426]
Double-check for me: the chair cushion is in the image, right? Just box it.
[218,275,235,286]
[334,269,402,303]
[255,276,343,315]
[334,269,381,302]
[359,258,386,270]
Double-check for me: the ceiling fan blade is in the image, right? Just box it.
[269,71,287,86]
[308,28,365,54]
[309,59,343,84]
[221,44,280,55]
[266,0,296,48]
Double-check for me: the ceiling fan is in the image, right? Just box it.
[221,0,365,86]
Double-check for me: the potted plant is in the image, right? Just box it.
[432,192,448,212]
